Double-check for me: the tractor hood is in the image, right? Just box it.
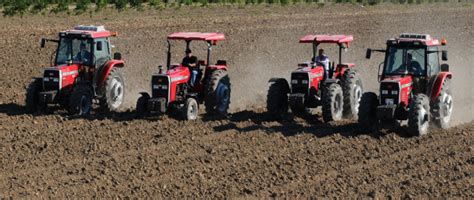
[164,66,190,83]
[43,64,80,92]
[381,76,413,88]
[380,76,413,106]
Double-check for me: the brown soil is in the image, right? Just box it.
[0,3,473,198]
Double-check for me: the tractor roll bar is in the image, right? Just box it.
[165,39,213,70]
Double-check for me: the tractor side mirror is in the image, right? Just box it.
[113,52,122,60]
[40,38,46,48]
[97,41,103,51]
[440,64,449,72]
[366,48,372,59]
[441,50,448,61]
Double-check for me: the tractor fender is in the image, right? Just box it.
[206,65,227,71]
[139,92,150,99]
[268,78,290,93]
[430,72,452,101]
[97,60,125,86]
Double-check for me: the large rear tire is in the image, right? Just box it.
[69,84,93,117]
[322,83,344,122]
[431,78,453,129]
[342,69,363,119]
[408,94,430,136]
[102,67,125,112]
[183,98,199,120]
[358,92,378,129]
[25,78,42,113]
[266,78,290,117]
[204,70,231,115]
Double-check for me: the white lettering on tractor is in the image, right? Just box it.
[62,70,78,76]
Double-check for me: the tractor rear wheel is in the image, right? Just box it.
[135,94,149,118]
[408,94,430,136]
[342,69,363,119]
[358,92,378,129]
[182,98,199,120]
[322,83,344,122]
[204,70,231,115]
[101,67,125,112]
[431,78,453,129]
[266,78,290,117]
[25,78,42,113]
[69,84,93,117]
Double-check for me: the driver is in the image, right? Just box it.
[182,49,199,87]
[399,53,422,74]
[407,53,422,74]
[313,49,330,79]
[74,42,91,64]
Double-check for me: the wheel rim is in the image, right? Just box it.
[109,78,124,109]
[188,100,198,120]
[419,104,429,135]
[441,93,453,123]
[353,84,362,114]
[216,82,230,114]
[79,95,91,115]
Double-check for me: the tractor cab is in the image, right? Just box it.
[361,33,452,136]
[298,34,354,81]
[136,32,231,120]
[163,32,227,92]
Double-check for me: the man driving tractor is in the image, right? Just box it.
[182,49,200,87]
[75,42,92,64]
[313,48,330,79]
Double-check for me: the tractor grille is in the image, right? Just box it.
[380,82,400,105]
[151,75,169,98]
[43,69,61,91]
[291,72,309,94]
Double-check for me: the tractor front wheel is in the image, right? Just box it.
[342,69,363,119]
[182,98,199,120]
[102,67,125,112]
[204,70,231,115]
[69,84,93,117]
[322,83,344,122]
[266,78,290,118]
[408,94,430,136]
[25,78,42,113]
[431,78,453,129]
[358,92,378,129]
[135,94,149,118]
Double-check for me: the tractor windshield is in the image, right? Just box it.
[384,45,426,76]
[56,37,93,66]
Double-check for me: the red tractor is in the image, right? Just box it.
[360,33,452,136]
[267,35,363,122]
[135,32,231,120]
[26,25,126,116]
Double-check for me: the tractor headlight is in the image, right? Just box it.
[291,80,298,84]
[385,98,394,105]
[302,80,308,84]
[153,85,160,89]
[161,85,168,90]
[43,77,49,82]
[391,90,398,95]
[53,78,59,82]
[381,90,388,95]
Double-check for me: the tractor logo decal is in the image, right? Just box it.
[401,83,412,88]
[62,70,79,76]
[171,76,188,82]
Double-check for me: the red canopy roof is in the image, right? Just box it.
[299,34,353,44]
[167,32,225,41]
